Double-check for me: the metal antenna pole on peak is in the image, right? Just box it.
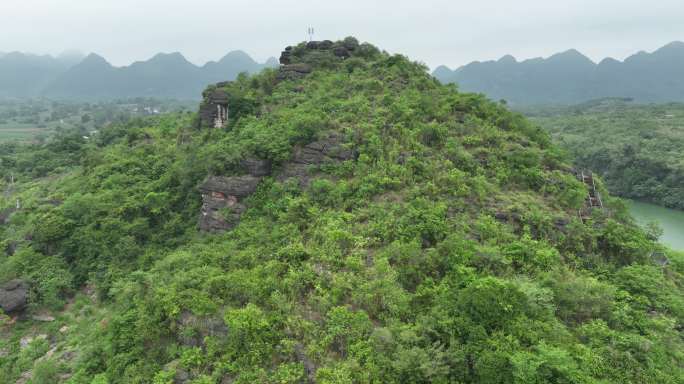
[307,27,314,42]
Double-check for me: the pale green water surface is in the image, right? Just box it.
[628,200,684,251]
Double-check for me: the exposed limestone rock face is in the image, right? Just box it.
[0,279,29,313]
[198,85,230,129]
[279,46,293,65]
[276,63,313,81]
[197,134,354,233]
[198,175,262,232]
[279,133,355,185]
[306,40,334,50]
[198,157,273,232]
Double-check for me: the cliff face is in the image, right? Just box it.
[197,133,354,232]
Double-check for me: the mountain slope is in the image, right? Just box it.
[0,38,682,383]
[435,41,684,105]
[43,50,277,100]
[0,52,71,98]
[41,53,121,99]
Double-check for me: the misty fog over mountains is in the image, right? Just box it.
[433,41,684,105]
[0,50,277,100]
[3,41,684,105]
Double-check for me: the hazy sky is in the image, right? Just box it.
[1,0,683,69]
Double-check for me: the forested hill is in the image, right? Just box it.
[0,51,277,100]
[434,41,684,105]
[527,99,684,210]
[1,38,683,383]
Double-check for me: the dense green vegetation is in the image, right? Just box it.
[1,39,683,383]
[527,99,684,210]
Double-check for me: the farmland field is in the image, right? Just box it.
[0,98,196,142]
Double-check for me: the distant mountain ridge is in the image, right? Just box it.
[434,41,684,105]
[0,52,83,98]
[0,50,277,100]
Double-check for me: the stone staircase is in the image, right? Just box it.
[577,170,603,222]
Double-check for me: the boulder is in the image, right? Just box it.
[0,279,28,314]
[31,314,55,322]
[319,40,334,50]
[333,47,351,59]
[279,50,292,65]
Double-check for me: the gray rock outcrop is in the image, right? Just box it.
[276,38,357,81]
[198,133,354,233]
[276,63,313,81]
[279,132,355,185]
[199,175,262,232]
[333,47,351,59]
[0,279,28,313]
[279,46,293,65]
[198,84,230,129]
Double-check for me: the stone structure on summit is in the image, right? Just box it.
[276,39,357,81]
[198,82,230,129]
[196,38,362,232]
[197,38,362,130]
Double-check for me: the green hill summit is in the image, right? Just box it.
[0,38,682,383]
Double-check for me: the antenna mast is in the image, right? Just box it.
[307,27,314,42]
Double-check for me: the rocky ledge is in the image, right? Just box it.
[198,175,262,232]
[198,133,354,232]
[278,132,355,185]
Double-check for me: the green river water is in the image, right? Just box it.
[627,200,684,251]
